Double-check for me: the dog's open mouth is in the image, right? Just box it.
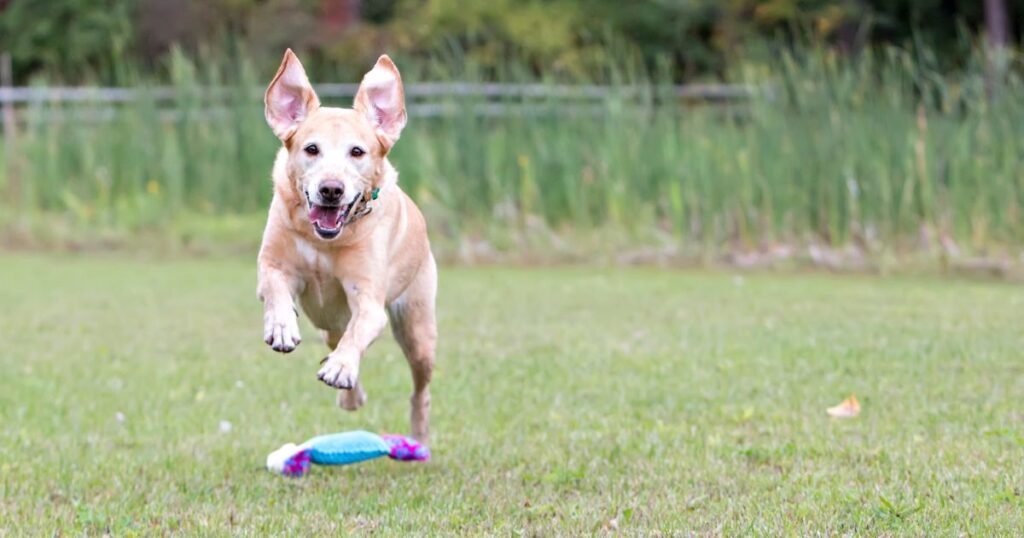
[308,198,359,239]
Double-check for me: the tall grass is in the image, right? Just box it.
[3,44,1024,255]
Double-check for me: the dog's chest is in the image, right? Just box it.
[293,238,350,330]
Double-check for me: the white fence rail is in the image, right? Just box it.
[0,55,760,139]
[0,82,757,105]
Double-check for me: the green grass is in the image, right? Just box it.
[1,253,1022,534]
[4,44,1024,255]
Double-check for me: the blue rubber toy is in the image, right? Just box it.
[266,430,429,476]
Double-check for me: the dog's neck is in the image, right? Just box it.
[346,160,398,224]
[374,158,399,197]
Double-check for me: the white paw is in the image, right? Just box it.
[336,383,367,411]
[264,308,301,353]
[317,350,360,389]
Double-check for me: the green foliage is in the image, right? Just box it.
[2,0,1022,83]
[0,0,135,82]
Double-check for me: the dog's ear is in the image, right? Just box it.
[265,49,321,142]
[354,55,407,149]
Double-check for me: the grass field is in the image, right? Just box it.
[1,253,1023,534]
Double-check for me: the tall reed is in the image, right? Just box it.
[2,44,1023,253]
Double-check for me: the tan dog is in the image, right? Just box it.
[257,50,436,443]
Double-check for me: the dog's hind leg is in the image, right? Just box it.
[388,255,437,444]
[324,329,367,411]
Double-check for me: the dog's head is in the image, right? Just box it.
[265,50,407,240]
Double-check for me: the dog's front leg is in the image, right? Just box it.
[317,279,387,389]
[258,265,302,353]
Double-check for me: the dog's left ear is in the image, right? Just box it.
[354,55,407,150]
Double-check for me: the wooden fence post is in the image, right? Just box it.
[1,52,17,202]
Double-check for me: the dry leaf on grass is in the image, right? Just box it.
[827,394,860,418]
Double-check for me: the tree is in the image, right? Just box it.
[985,0,1010,48]
[322,0,361,31]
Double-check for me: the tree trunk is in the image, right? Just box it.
[985,0,1010,49]
[322,0,362,31]
[836,0,866,54]
[984,0,1011,98]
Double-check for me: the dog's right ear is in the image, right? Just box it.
[265,49,321,142]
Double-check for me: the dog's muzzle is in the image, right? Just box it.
[306,191,362,240]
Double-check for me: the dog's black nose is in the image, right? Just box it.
[318,180,344,203]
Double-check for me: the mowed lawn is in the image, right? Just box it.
[1,254,1023,535]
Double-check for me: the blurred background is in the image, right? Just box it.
[1,0,1023,272]
[7,5,1024,534]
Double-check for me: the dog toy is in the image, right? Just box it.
[266,430,429,476]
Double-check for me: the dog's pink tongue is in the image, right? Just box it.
[309,205,341,229]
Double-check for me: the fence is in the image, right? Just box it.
[0,78,758,126]
[0,73,759,170]
[0,52,770,228]
[0,40,756,127]
[0,81,757,104]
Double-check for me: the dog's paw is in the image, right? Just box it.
[336,383,367,411]
[317,350,360,389]
[263,308,301,353]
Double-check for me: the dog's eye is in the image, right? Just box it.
[350,146,365,158]
[304,144,320,156]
